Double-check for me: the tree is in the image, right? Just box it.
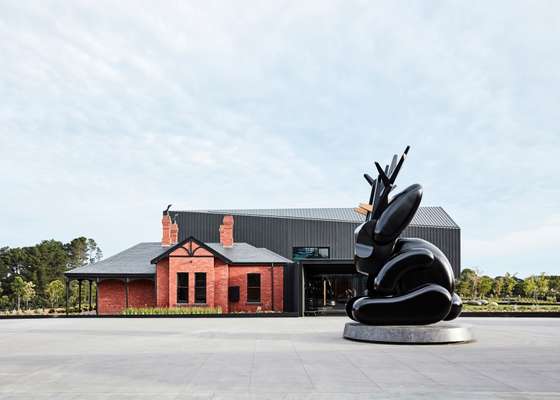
[22,281,36,309]
[0,247,8,290]
[479,276,493,298]
[523,276,538,301]
[457,268,478,298]
[11,276,27,310]
[549,276,560,301]
[503,273,517,298]
[27,240,69,306]
[46,280,65,309]
[536,273,549,300]
[66,237,103,270]
[66,238,88,270]
[493,277,504,298]
[548,276,560,292]
[0,237,102,309]
[513,279,525,297]
[0,295,9,310]
[1,247,31,283]
[0,285,8,310]
[87,239,103,264]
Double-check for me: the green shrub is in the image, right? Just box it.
[121,306,223,316]
[463,303,560,312]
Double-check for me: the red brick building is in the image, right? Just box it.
[66,212,290,315]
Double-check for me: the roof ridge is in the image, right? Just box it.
[206,242,251,246]
[183,206,442,210]
[433,206,459,228]
[176,207,458,228]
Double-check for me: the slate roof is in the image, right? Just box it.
[65,242,163,277]
[205,242,292,264]
[193,206,459,228]
[66,240,292,277]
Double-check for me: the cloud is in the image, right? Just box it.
[464,215,560,259]
[462,215,560,278]
[0,1,559,275]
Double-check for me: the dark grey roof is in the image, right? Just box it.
[205,242,292,264]
[65,242,163,276]
[191,207,459,228]
[67,239,291,277]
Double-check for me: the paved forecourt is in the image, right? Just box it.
[1,317,560,399]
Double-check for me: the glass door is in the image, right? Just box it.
[305,274,365,312]
[305,276,334,310]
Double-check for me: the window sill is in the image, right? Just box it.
[247,302,262,305]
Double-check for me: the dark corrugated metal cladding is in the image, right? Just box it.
[172,211,460,276]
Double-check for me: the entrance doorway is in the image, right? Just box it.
[302,261,367,315]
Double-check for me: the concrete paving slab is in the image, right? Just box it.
[0,317,560,399]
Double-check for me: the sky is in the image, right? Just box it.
[0,1,559,278]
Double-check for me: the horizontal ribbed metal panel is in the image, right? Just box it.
[172,211,461,277]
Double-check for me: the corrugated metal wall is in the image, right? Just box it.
[172,211,461,277]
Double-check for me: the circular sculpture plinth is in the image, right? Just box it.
[343,322,473,344]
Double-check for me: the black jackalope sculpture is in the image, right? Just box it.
[346,146,462,325]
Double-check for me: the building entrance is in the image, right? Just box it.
[302,261,367,315]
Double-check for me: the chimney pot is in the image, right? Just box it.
[219,215,234,248]
[170,218,179,245]
[161,214,172,246]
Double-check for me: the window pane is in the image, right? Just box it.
[195,288,206,303]
[178,272,188,287]
[228,286,240,302]
[247,273,260,287]
[177,273,188,303]
[195,273,206,304]
[247,273,261,303]
[195,272,206,288]
[318,248,329,258]
[177,288,188,303]
[247,288,260,303]
[292,247,330,260]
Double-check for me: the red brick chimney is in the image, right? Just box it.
[170,217,179,245]
[162,213,172,246]
[219,215,234,248]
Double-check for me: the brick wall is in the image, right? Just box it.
[156,259,169,307]
[128,279,156,308]
[161,214,172,246]
[153,240,285,314]
[214,259,229,313]
[228,265,283,313]
[272,266,284,312]
[98,279,125,315]
[166,243,223,309]
[98,279,155,315]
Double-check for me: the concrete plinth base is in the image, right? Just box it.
[343,322,473,344]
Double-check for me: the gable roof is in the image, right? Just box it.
[65,237,293,278]
[191,206,459,228]
[150,236,230,264]
[151,236,292,265]
[65,242,163,277]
